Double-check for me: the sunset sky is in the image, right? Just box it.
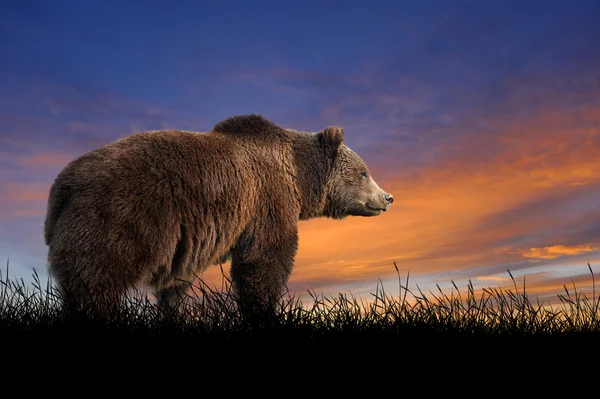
[1,0,599,306]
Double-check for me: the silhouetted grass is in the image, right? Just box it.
[1,260,599,346]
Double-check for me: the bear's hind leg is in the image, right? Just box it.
[49,253,131,316]
[55,271,127,316]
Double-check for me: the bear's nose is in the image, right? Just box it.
[384,193,394,204]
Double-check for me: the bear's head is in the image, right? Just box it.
[318,126,394,220]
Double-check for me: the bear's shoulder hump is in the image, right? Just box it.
[211,114,290,140]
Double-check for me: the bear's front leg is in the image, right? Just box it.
[156,280,193,312]
[230,225,298,315]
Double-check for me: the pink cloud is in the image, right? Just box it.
[10,208,47,218]
[15,151,75,170]
[3,183,50,202]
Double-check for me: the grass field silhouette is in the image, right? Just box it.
[2,260,599,347]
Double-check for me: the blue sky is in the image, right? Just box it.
[1,0,599,305]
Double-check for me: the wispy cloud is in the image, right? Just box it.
[521,244,600,260]
[15,151,75,170]
[476,275,511,282]
[0,181,50,219]
[3,182,50,202]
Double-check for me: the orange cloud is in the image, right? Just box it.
[276,99,600,293]
[476,275,511,282]
[521,243,600,260]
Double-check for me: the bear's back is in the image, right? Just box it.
[211,114,294,142]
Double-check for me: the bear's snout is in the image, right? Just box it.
[380,192,393,211]
[384,193,394,206]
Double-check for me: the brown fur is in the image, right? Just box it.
[44,114,393,312]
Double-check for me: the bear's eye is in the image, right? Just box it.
[360,170,368,179]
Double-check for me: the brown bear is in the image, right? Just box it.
[44,114,393,313]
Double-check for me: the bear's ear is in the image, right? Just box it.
[318,126,344,156]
